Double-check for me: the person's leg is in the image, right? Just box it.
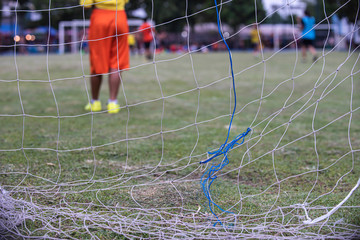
[106,10,129,113]
[85,74,102,111]
[86,8,111,111]
[144,42,152,60]
[308,45,317,61]
[91,74,102,100]
[145,47,150,59]
[301,45,307,61]
[108,69,121,101]
[106,69,121,113]
[256,43,261,55]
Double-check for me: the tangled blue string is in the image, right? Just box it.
[199,0,251,226]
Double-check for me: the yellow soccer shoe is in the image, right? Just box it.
[85,100,102,112]
[107,102,120,114]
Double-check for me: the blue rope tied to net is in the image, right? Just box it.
[200,127,251,165]
[199,0,251,226]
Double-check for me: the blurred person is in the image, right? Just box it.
[298,10,318,62]
[138,18,153,60]
[156,30,168,53]
[18,36,28,55]
[250,25,262,57]
[128,33,136,55]
[80,0,130,114]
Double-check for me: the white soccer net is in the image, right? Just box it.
[0,0,359,239]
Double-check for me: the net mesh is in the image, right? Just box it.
[0,0,359,239]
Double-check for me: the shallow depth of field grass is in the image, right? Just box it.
[0,50,359,238]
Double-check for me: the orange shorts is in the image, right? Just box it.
[88,8,129,74]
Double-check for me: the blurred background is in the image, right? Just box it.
[0,0,359,55]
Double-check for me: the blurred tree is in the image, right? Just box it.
[0,1,2,25]
[15,0,87,28]
[264,12,300,24]
[14,0,267,30]
[127,0,210,32]
[264,12,283,24]
[128,0,266,32]
[218,0,266,28]
[303,0,359,23]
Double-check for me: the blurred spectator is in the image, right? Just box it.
[18,36,27,54]
[138,18,154,60]
[298,10,318,62]
[128,33,136,55]
[250,25,262,57]
[156,30,167,53]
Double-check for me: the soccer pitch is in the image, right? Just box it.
[0,51,359,238]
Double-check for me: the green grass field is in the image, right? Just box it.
[0,51,359,238]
